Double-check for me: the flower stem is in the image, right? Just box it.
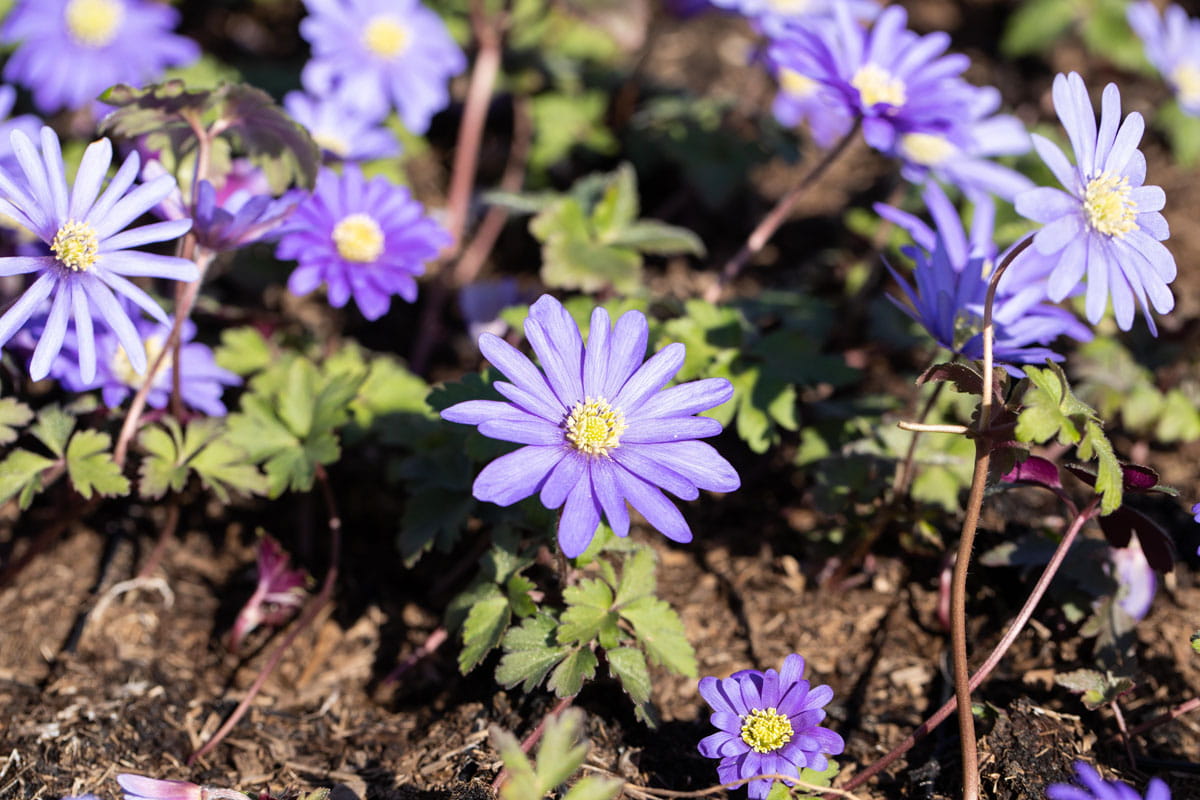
[949,234,1033,800]
[703,118,861,304]
[188,464,342,765]
[836,495,1098,796]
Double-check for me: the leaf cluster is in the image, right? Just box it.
[491,708,622,800]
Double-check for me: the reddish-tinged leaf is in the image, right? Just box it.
[1099,506,1177,572]
[1002,455,1061,489]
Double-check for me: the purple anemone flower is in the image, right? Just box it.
[0,127,197,383]
[771,5,979,154]
[1046,762,1170,800]
[284,90,401,163]
[49,313,239,416]
[299,0,466,132]
[275,165,448,319]
[879,183,1091,369]
[1,0,199,115]
[441,294,740,558]
[1014,73,1175,333]
[708,0,878,38]
[697,653,844,800]
[1128,2,1200,117]
[896,85,1033,202]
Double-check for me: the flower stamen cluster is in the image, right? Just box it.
[851,63,906,109]
[899,132,958,167]
[362,15,408,60]
[50,220,100,272]
[110,335,169,388]
[564,398,626,457]
[740,707,794,753]
[64,0,124,48]
[1170,64,1200,107]
[332,213,385,263]
[1083,172,1138,238]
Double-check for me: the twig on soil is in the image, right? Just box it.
[137,500,181,579]
[704,119,861,304]
[188,464,342,765]
[1110,698,1137,769]
[836,492,1099,797]
[491,694,576,790]
[88,576,175,624]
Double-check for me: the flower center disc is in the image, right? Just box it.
[111,334,168,386]
[64,0,125,48]
[899,133,957,166]
[51,220,101,272]
[363,15,410,60]
[1083,172,1138,238]
[1171,64,1200,108]
[779,68,817,98]
[766,0,812,13]
[564,398,627,457]
[851,63,907,109]
[332,213,385,263]
[740,707,794,754]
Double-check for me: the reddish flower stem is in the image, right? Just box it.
[1124,696,1200,738]
[836,482,1097,796]
[380,626,449,686]
[703,118,861,304]
[188,465,342,765]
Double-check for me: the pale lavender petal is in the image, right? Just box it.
[0,271,55,346]
[612,343,685,412]
[29,281,70,380]
[69,138,114,220]
[99,251,199,281]
[477,416,563,445]
[540,451,587,509]
[0,255,52,277]
[611,447,699,500]
[100,219,193,252]
[590,458,630,538]
[583,306,611,397]
[494,380,565,423]
[479,333,561,409]
[558,478,601,557]
[635,378,734,419]
[472,445,564,505]
[1014,186,1077,224]
[622,416,725,443]
[82,277,146,374]
[601,309,650,397]
[83,151,142,227]
[524,294,585,406]
[614,469,692,543]
[71,282,95,384]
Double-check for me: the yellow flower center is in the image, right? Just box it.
[851,63,906,109]
[899,132,958,166]
[313,132,350,158]
[64,0,125,48]
[332,213,385,263]
[1083,172,1138,238]
[51,220,101,272]
[1171,64,1200,108]
[111,335,169,386]
[765,0,812,13]
[779,68,817,98]
[362,15,410,60]
[740,707,794,754]
[564,397,627,457]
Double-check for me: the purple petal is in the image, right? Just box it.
[635,378,734,418]
[479,333,561,409]
[29,282,70,380]
[0,271,56,347]
[591,457,630,538]
[540,451,587,509]
[601,308,650,397]
[612,447,699,500]
[558,477,601,557]
[614,469,692,543]
[472,445,564,505]
[612,343,685,413]
[477,415,564,445]
[622,416,725,443]
[524,294,585,407]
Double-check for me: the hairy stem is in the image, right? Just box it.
[188,465,342,764]
[837,496,1098,796]
[704,118,860,304]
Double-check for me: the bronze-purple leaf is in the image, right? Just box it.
[1099,506,1177,572]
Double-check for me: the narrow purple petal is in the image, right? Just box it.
[622,416,725,443]
[614,469,692,543]
[558,477,601,557]
[0,271,55,346]
[477,416,564,445]
[601,309,650,397]
[71,283,96,384]
[611,343,685,412]
[29,282,70,380]
[479,333,561,410]
[472,445,564,505]
[635,378,734,419]
[590,457,630,538]
[524,294,585,407]
[540,451,587,509]
[611,447,699,500]
[583,306,611,397]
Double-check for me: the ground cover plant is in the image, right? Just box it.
[3,1,1200,799]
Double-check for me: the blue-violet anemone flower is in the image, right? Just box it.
[49,313,239,416]
[441,294,740,557]
[1014,72,1175,333]
[275,165,449,320]
[697,653,844,800]
[1127,2,1200,117]
[299,0,466,132]
[117,774,250,800]
[708,0,879,38]
[879,182,1091,369]
[284,90,401,163]
[1,0,199,115]
[0,127,197,383]
[1046,762,1170,800]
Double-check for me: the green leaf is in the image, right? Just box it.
[620,596,697,678]
[1077,419,1123,515]
[30,405,76,458]
[529,91,617,173]
[137,419,191,498]
[0,449,56,508]
[606,646,652,707]
[1000,0,1076,58]
[1191,631,1200,655]
[1157,100,1200,168]
[563,776,623,800]
[592,162,639,238]
[613,546,657,607]
[533,707,590,791]
[279,358,320,436]
[794,761,841,800]
[548,647,598,697]
[559,578,616,645]
[496,614,568,693]
[188,429,268,501]
[0,397,33,446]
[1155,389,1200,443]
[214,326,273,375]
[1055,668,1135,710]
[492,726,540,800]
[541,234,642,295]
[459,587,512,674]
[66,430,130,499]
[606,221,706,256]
